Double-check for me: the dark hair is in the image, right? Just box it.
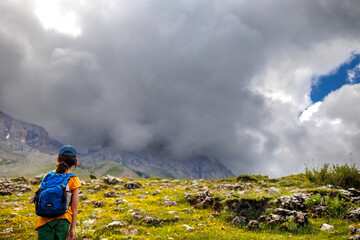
[55,151,78,174]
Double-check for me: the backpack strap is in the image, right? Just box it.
[61,173,76,191]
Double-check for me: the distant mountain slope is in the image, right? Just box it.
[0,111,61,154]
[0,110,234,179]
[81,147,234,179]
[0,137,140,179]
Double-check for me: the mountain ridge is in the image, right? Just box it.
[0,110,234,179]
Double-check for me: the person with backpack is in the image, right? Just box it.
[34,145,81,240]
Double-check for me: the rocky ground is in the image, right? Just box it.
[1,174,360,239]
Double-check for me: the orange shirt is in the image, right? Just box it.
[35,170,81,230]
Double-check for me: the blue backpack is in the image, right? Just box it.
[34,171,75,218]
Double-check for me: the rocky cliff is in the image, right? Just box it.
[0,111,61,154]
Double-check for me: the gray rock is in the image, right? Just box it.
[231,216,247,225]
[103,175,125,184]
[275,193,310,210]
[124,181,142,189]
[129,229,138,235]
[104,191,117,198]
[132,212,143,220]
[163,200,177,207]
[268,208,308,226]
[78,193,88,200]
[107,221,124,227]
[247,220,259,230]
[115,198,127,205]
[320,223,334,231]
[1,228,13,234]
[349,235,360,240]
[144,216,160,224]
[347,208,360,221]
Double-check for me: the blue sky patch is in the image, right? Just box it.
[310,53,360,103]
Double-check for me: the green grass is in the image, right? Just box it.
[305,163,360,189]
[1,160,360,239]
[0,174,358,240]
[0,174,357,239]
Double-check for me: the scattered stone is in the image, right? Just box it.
[275,193,310,210]
[78,193,88,200]
[231,216,247,225]
[138,194,147,199]
[115,198,127,205]
[347,208,360,221]
[103,175,125,184]
[183,208,191,213]
[1,228,13,234]
[174,216,180,222]
[185,191,222,211]
[349,224,358,235]
[129,229,138,235]
[187,227,195,232]
[247,220,259,230]
[152,190,160,195]
[168,211,178,214]
[163,200,177,207]
[18,184,31,192]
[348,188,360,197]
[267,208,309,226]
[107,221,124,227]
[310,205,327,217]
[93,201,103,208]
[209,213,221,218]
[320,223,334,231]
[104,191,117,198]
[83,219,97,225]
[132,212,143,220]
[349,235,360,240]
[18,176,26,182]
[10,213,18,217]
[161,179,169,183]
[258,215,267,222]
[124,181,142,189]
[144,216,160,224]
[87,190,95,194]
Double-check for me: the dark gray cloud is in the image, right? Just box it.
[1,0,360,175]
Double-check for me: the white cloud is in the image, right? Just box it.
[1,0,360,176]
[347,63,360,84]
[299,101,322,122]
[34,0,82,37]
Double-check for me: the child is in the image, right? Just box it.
[35,145,81,240]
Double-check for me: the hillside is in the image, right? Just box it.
[1,172,360,239]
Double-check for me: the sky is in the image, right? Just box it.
[0,0,360,176]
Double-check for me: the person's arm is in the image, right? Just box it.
[67,187,80,240]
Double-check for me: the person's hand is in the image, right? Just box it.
[67,228,75,240]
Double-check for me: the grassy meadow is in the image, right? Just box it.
[1,164,360,239]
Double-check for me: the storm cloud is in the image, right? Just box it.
[1,0,360,176]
